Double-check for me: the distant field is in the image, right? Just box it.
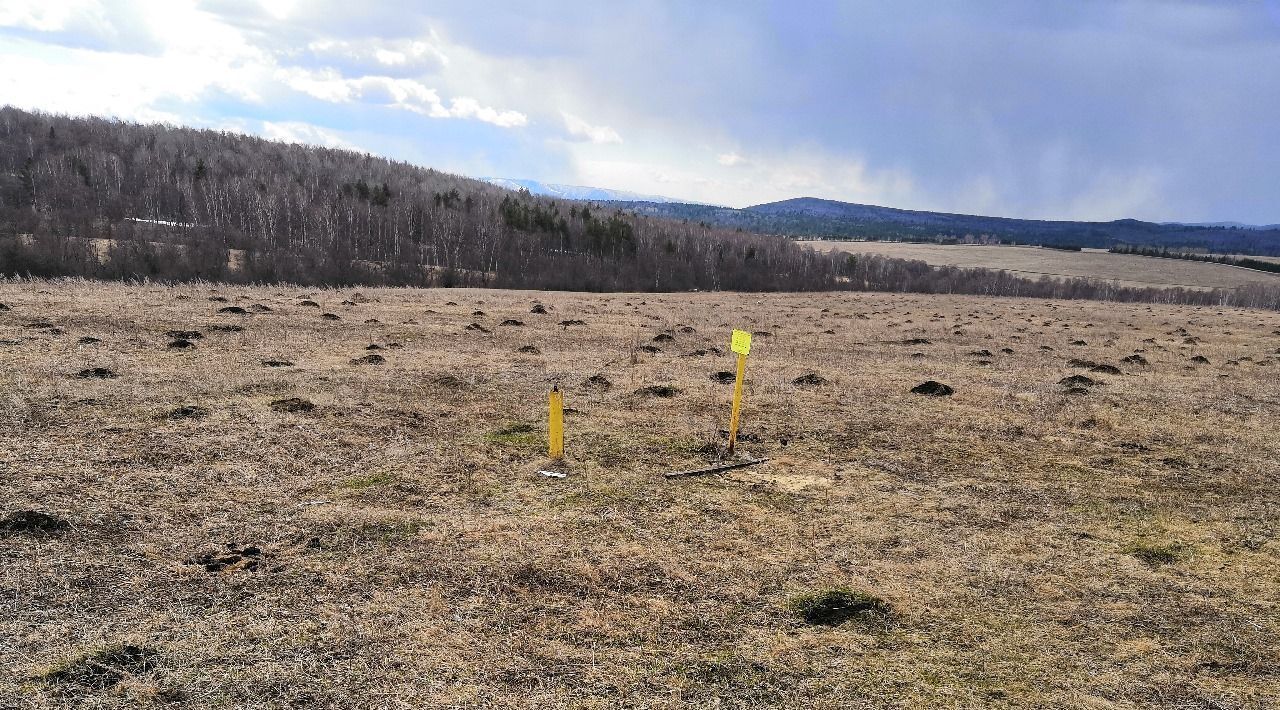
[800,241,1280,290]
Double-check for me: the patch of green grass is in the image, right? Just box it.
[1122,540,1188,565]
[788,587,892,627]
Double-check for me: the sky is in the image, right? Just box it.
[2,0,1279,223]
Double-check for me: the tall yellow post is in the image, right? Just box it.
[727,353,747,454]
[548,386,564,460]
[727,330,752,455]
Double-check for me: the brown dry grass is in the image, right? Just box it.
[2,279,1278,708]
[800,241,1280,290]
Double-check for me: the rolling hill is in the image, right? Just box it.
[611,197,1280,256]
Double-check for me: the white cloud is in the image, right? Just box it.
[304,37,450,74]
[562,112,622,144]
[258,0,298,21]
[0,0,99,32]
[261,120,360,150]
[276,68,526,127]
[443,97,527,127]
[717,151,747,167]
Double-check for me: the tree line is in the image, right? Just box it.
[1109,245,1280,276]
[2,106,1279,311]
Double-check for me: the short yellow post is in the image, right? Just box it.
[727,329,752,455]
[548,386,564,460]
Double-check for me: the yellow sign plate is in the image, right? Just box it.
[730,329,752,356]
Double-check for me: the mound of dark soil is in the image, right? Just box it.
[1067,358,1098,368]
[250,304,273,312]
[218,306,248,315]
[823,329,836,335]
[364,318,381,324]
[710,371,736,383]
[1000,348,1014,354]
[350,354,385,365]
[911,381,953,396]
[910,352,926,358]
[365,344,384,351]
[270,397,315,413]
[0,510,69,534]
[1059,374,1098,387]
[1090,364,1122,375]
[320,313,341,320]
[530,304,548,314]
[636,385,681,398]
[518,345,541,354]
[43,644,157,689]
[679,326,696,333]
[77,336,100,344]
[261,360,293,367]
[167,339,195,349]
[1070,340,1088,346]
[208,296,229,302]
[77,367,116,379]
[188,542,263,573]
[386,342,402,349]
[559,319,586,327]
[472,310,486,316]
[445,300,459,306]
[900,338,931,345]
[1190,355,1210,364]
[792,373,828,386]
[584,374,612,390]
[638,344,661,353]
[653,333,674,342]
[24,321,56,329]
[500,319,525,327]
[465,322,491,333]
[298,300,320,307]
[0,303,8,311]
[340,300,356,306]
[164,330,203,340]
[969,349,993,357]
[209,324,243,332]
[791,589,892,627]
[753,331,772,337]
[165,405,209,420]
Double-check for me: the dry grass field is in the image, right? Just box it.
[799,241,1280,290]
[2,279,1279,709]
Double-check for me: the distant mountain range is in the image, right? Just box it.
[479,178,1280,255]
[603,196,1280,256]
[1164,221,1280,231]
[480,178,695,204]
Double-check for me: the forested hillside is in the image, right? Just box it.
[614,197,1280,255]
[1,107,1278,309]
[0,107,838,291]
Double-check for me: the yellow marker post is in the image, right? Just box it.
[727,329,752,454]
[548,386,564,460]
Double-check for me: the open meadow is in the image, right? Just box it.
[799,241,1280,290]
[2,280,1279,708]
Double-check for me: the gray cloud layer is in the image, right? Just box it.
[2,0,1277,222]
